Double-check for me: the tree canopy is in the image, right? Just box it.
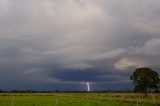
[130,67,160,94]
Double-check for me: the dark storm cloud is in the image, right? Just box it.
[52,69,129,83]
[0,0,160,90]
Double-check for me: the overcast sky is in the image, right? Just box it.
[0,0,160,91]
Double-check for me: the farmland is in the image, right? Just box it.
[0,93,159,106]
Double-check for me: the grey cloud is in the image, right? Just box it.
[136,38,160,56]
[0,0,160,90]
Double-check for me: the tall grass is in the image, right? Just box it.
[0,93,159,106]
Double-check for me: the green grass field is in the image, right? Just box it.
[0,93,159,106]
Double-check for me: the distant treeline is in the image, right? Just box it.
[0,89,159,93]
[0,89,132,93]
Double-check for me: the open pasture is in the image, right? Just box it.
[0,93,159,106]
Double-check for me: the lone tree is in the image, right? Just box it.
[130,67,160,95]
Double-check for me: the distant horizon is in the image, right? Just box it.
[0,88,134,92]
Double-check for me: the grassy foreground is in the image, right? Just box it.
[0,93,159,106]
